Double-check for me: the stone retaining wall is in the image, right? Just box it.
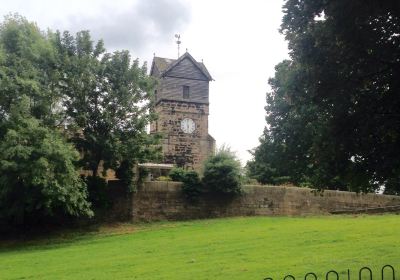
[128,182,400,222]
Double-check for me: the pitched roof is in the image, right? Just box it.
[150,52,213,81]
[152,57,175,74]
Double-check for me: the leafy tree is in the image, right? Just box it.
[0,97,92,226]
[0,14,60,126]
[51,30,160,189]
[0,15,92,226]
[250,0,400,194]
[247,60,319,186]
[203,148,242,195]
[248,60,349,189]
[0,14,161,227]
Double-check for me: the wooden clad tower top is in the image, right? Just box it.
[150,52,213,104]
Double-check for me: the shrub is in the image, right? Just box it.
[85,176,110,210]
[202,148,242,195]
[168,168,202,201]
[136,167,150,189]
[157,176,172,182]
[169,167,187,182]
[242,177,260,185]
[181,171,202,202]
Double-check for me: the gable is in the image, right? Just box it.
[151,57,175,77]
[165,57,209,81]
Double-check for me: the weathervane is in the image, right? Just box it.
[175,34,181,58]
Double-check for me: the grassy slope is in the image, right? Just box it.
[0,215,399,280]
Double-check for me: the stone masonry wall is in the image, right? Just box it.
[129,182,400,222]
[150,100,213,171]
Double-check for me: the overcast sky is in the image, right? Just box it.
[0,0,289,164]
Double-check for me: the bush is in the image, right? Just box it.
[169,167,187,182]
[157,176,172,182]
[168,168,202,201]
[181,171,202,202]
[85,176,110,210]
[242,177,260,185]
[202,148,242,195]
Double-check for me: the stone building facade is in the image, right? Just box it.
[150,52,215,172]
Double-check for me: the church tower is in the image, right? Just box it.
[150,52,215,171]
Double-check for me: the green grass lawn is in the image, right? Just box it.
[0,215,399,280]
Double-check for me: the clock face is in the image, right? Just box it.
[181,118,196,134]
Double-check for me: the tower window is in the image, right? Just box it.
[183,86,190,99]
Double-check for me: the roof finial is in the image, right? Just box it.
[186,48,188,53]
[153,52,155,57]
[175,34,181,58]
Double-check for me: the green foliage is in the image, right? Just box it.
[0,97,93,226]
[249,1,400,193]
[203,148,242,195]
[115,160,137,190]
[241,177,260,185]
[136,167,150,188]
[0,14,160,190]
[0,14,70,149]
[156,176,172,182]
[51,30,160,188]
[0,15,93,226]
[0,14,162,226]
[169,167,187,182]
[181,171,202,202]
[169,168,202,201]
[84,176,110,210]
[0,14,60,125]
